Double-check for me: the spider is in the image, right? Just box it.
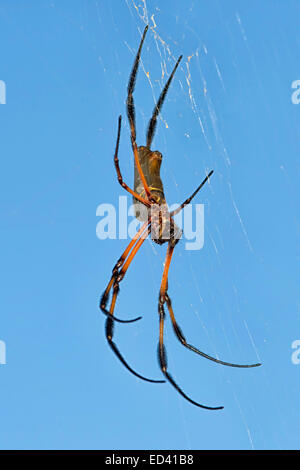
[100,25,261,410]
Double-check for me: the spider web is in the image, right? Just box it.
[92,0,287,451]
[2,0,299,452]
[119,0,262,449]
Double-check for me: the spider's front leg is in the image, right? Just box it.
[126,26,154,203]
[113,115,151,207]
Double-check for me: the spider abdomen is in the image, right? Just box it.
[133,146,165,220]
[132,146,182,246]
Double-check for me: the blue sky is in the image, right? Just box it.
[0,0,299,450]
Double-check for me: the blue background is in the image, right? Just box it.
[0,0,299,450]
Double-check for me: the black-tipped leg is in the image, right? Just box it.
[158,299,223,410]
[165,293,262,368]
[170,170,214,217]
[100,222,151,324]
[127,25,149,141]
[100,290,142,324]
[113,116,150,207]
[147,55,183,148]
[106,317,165,384]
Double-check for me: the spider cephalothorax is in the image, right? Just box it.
[100,25,261,410]
[148,203,182,247]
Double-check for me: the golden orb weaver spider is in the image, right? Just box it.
[100,25,261,410]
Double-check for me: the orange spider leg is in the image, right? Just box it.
[126,25,154,202]
[105,223,165,384]
[165,293,261,368]
[114,115,150,207]
[157,243,224,410]
[100,220,149,323]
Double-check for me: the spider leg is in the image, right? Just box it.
[157,243,223,410]
[106,317,164,384]
[170,170,214,217]
[105,223,165,384]
[126,25,154,202]
[165,293,261,368]
[108,223,151,318]
[114,115,150,207]
[146,55,183,149]
[100,220,149,323]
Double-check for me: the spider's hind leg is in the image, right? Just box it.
[104,223,165,384]
[106,316,165,384]
[165,293,261,369]
[100,268,141,324]
[157,243,223,410]
[158,293,223,410]
[100,220,149,323]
